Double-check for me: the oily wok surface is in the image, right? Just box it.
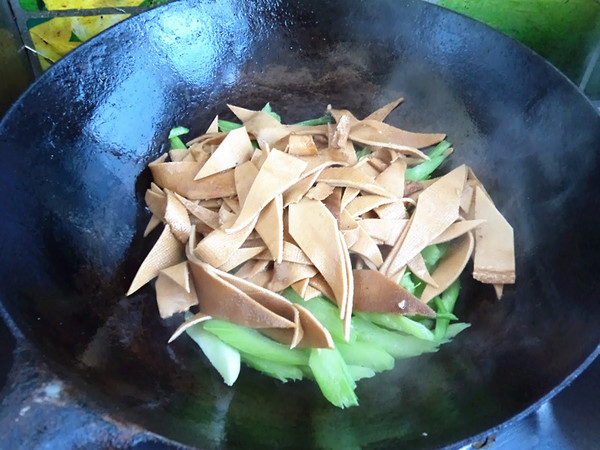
[1,0,600,448]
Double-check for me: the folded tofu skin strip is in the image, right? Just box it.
[128,100,515,408]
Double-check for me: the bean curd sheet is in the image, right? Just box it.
[128,99,515,408]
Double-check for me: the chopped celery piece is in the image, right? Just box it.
[169,136,187,150]
[262,103,281,122]
[218,120,243,132]
[399,270,417,294]
[351,316,439,359]
[241,353,304,382]
[335,340,395,372]
[421,243,448,271]
[282,290,354,344]
[186,322,240,386]
[433,280,461,341]
[281,286,304,303]
[294,115,332,126]
[168,126,190,139]
[359,313,435,342]
[309,348,358,408]
[438,279,460,313]
[445,322,471,339]
[436,312,459,321]
[203,319,309,366]
[405,141,452,181]
[347,365,376,381]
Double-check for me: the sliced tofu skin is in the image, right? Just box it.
[318,167,394,198]
[188,258,295,329]
[353,269,435,317]
[164,189,191,243]
[218,245,266,272]
[269,261,319,293]
[174,193,220,230]
[430,219,485,245]
[234,160,259,207]
[384,165,468,278]
[375,159,406,198]
[288,134,319,156]
[421,231,475,303]
[151,162,236,200]
[160,261,190,293]
[194,126,253,180]
[168,312,212,343]
[155,272,198,319]
[194,215,258,268]
[472,186,516,284]
[255,194,284,262]
[127,225,184,295]
[351,119,445,149]
[227,150,307,233]
[364,97,404,122]
[288,199,348,315]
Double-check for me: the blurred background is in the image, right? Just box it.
[0,0,599,448]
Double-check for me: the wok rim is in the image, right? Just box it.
[0,0,599,448]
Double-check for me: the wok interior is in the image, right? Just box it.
[1,0,599,448]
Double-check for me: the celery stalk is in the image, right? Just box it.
[405,141,451,181]
[218,120,242,132]
[261,103,281,122]
[169,136,187,150]
[241,353,304,382]
[351,316,440,358]
[359,313,435,342]
[335,339,395,372]
[203,319,309,366]
[433,280,461,341]
[445,322,471,339]
[309,347,358,408]
[421,243,448,271]
[294,115,332,126]
[282,290,354,344]
[168,126,190,138]
[186,322,241,386]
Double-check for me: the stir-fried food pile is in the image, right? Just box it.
[127,99,515,408]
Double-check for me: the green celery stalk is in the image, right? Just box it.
[399,270,417,294]
[186,322,240,386]
[262,103,281,122]
[169,136,187,150]
[433,280,461,341]
[334,339,395,372]
[405,141,452,181]
[355,146,372,159]
[282,290,354,344]
[351,316,439,359]
[218,120,243,132]
[445,322,471,340]
[347,365,376,381]
[241,353,304,382]
[203,319,309,366]
[436,312,459,321]
[359,313,435,342]
[168,126,190,139]
[294,115,332,126]
[309,347,358,408]
[421,243,448,271]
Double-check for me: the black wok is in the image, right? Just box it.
[1,0,599,448]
